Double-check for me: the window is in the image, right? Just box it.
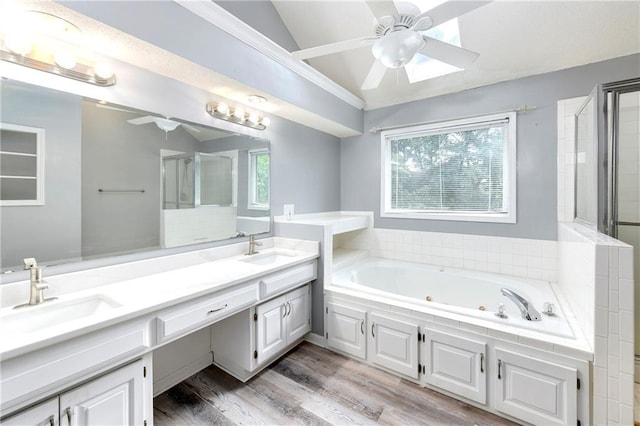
[381,112,516,223]
[248,149,270,210]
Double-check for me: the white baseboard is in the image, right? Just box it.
[153,352,213,397]
[304,332,326,347]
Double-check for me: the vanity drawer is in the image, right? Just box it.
[157,284,258,342]
[260,262,316,299]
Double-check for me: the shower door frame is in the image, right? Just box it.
[603,78,640,238]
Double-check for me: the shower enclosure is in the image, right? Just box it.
[604,80,640,356]
[580,78,640,356]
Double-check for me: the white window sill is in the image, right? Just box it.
[381,210,516,224]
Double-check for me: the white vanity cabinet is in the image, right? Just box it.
[59,359,144,426]
[325,300,419,379]
[325,302,367,359]
[211,282,313,382]
[368,313,419,379]
[423,329,487,405]
[494,348,578,426]
[1,359,145,426]
[255,285,311,364]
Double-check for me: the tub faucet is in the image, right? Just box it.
[500,288,541,321]
[245,234,262,256]
[14,258,56,309]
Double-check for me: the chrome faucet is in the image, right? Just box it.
[245,234,262,256]
[500,288,541,321]
[14,258,56,309]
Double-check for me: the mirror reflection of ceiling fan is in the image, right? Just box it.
[291,0,491,90]
[127,116,201,133]
[95,102,199,133]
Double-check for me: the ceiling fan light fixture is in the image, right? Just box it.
[153,118,180,132]
[372,29,425,69]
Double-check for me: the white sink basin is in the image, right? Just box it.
[239,251,297,266]
[0,295,121,335]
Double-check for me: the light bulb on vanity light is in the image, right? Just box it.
[232,106,245,121]
[93,62,114,79]
[215,102,230,116]
[54,50,76,69]
[260,117,271,128]
[5,32,32,55]
[247,111,260,125]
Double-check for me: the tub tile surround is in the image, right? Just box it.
[336,228,559,285]
[333,227,591,357]
[557,96,635,425]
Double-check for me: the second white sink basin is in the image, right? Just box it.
[239,251,297,266]
[1,295,122,335]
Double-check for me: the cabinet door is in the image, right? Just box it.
[286,285,311,343]
[59,360,143,426]
[326,302,366,359]
[424,329,487,404]
[0,398,58,426]
[256,296,287,365]
[368,313,418,379]
[494,348,577,425]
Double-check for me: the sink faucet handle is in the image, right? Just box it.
[23,257,37,269]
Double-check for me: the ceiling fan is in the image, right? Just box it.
[291,0,491,90]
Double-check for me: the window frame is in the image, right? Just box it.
[248,148,270,211]
[380,112,517,223]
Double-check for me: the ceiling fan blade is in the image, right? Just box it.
[364,0,399,22]
[127,116,156,125]
[292,36,376,60]
[361,60,387,91]
[95,103,138,114]
[181,123,201,133]
[419,36,479,68]
[425,0,492,28]
[409,15,433,32]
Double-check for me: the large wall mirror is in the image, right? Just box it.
[1,79,270,273]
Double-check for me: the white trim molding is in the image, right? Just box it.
[174,0,365,111]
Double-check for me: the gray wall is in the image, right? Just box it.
[341,54,640,240]
[81,101,201,257]
[1,80,82,270]
[61,0,363,135]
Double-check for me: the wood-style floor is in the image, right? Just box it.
[153,342,519,425]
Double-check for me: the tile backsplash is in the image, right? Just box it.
[335,228,558,283]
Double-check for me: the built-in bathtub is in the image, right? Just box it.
[331,256,575,338]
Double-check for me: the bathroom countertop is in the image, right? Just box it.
[0,238,319,360]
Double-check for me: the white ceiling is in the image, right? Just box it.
[272,0,640,110]
[2,0,638,137]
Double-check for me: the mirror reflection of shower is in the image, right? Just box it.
[162,153,234,209]
[163,154,195,209]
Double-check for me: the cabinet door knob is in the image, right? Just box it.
[286,301,291,316]
[497,359,502,380]
[360,319,364,335]
[282,303,287,318]
[480,353,485,373]
[65,407,72,425]
[48,415,55,426]
[371,322,376,338]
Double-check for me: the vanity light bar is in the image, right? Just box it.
[0,49,117,87]
[206,102,268,131]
